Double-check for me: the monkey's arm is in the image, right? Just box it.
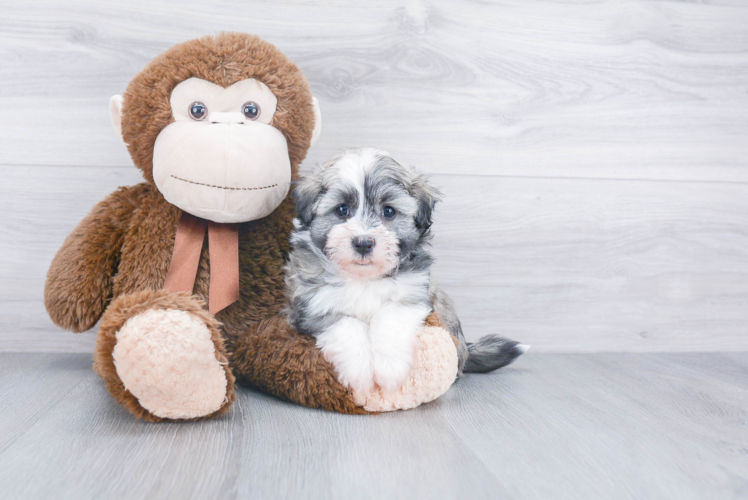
[45,186,142,332]
[229,312,453,414]
[230,314,369,414]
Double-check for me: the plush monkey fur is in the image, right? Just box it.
[45,33,373,421]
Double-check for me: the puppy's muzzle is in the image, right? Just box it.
[352,236,375,257]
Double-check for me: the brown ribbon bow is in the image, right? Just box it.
[163,212,239,314]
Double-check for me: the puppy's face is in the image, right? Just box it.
[294,148,439,280]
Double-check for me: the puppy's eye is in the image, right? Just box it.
[242,101,261,121]
[382,206,396,219]
[335,205,350,218]
[189,102,207,121]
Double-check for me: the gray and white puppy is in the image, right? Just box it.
[285,148,526,393]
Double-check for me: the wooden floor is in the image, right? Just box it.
[0,352,745,500]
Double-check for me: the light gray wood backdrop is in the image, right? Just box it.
[1,0,747,352]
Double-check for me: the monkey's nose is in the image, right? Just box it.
[209,111,246,124]
[352,236,375,256]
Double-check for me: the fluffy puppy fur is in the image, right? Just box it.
[285,148,526,394]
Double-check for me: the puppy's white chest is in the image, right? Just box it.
[336,280,402,322]
[322,273,429,323]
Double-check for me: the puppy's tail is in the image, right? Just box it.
[463,335,530,373]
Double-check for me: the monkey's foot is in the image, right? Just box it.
[352,324,458,412]
[95,290,235,422]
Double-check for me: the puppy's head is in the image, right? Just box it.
[294,148,440,280]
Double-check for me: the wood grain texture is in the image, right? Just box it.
[2,0,748,352]
[3,166,747,352]
[0,0,746,181]
[0,352,745,499]
[430,175,748,352]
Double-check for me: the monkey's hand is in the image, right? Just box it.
[45,185,143,332]
[228,313,457,414]
[352,312,459,412]
[315,316,375,394]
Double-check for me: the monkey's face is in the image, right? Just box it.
[151,77,291,223]
[112,34,321,222]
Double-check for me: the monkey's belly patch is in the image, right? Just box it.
[170,174,278,191]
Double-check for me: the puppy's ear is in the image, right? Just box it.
[411,173,441,234]
[293,174,323,227]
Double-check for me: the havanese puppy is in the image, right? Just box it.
[285,148,527,393]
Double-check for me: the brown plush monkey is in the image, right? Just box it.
[45,33,460,421]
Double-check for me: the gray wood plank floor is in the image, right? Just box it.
[0,352,746,500]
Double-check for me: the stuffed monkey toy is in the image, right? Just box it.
[45,33,482,421]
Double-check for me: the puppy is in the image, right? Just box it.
[285,148,527,393]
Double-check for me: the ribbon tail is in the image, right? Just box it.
[164,212,208,295]
[207,222,240,314]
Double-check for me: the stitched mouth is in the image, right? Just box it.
[170,175,278,191]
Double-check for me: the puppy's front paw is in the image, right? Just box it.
[338,361,376,394]
[372,353,413,393]
[368,303,429,393]
[315,316,374,393]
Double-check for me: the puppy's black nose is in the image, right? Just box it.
[352,236,375,256]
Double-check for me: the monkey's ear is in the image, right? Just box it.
[310,97,322,147]
[109,95,124,142]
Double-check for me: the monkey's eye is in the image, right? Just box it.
[382,206,396,219]
[189,102,207,121]
[335,205,350,218]
[242,101,261,121]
